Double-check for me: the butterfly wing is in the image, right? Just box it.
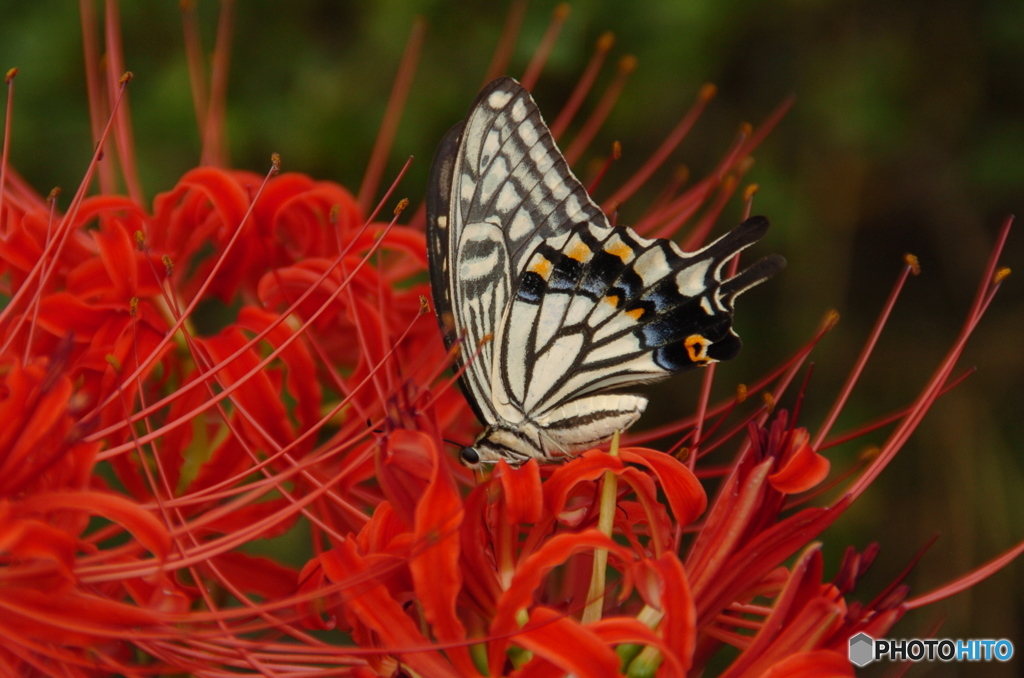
[430,76,784,463]
[427,77,613,424]
[495,216,785,420]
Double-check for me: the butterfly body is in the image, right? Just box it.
[428,77,784,467]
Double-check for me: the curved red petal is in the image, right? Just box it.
[489,530,629,676]
[320,541,455,677]
[19,490,171,559]
[768,430,831,494]
[543,451,624,517]
[206,551,298,600]
[408,431,475,674]
[498,458,543,524]
[758,650,853,678]
[513,607,620,678]
[638,554,696,672]
[618,447,708,526]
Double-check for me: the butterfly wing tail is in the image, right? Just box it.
[720,253,787,305]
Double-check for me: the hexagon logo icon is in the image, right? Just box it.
[849,632,875,667]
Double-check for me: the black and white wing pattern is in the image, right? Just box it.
[427,77,785,467]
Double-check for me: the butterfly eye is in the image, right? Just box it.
[460,446,481,466]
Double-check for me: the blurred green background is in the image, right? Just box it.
[1,0,1020,673]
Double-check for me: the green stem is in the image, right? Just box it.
[581,431,620,624]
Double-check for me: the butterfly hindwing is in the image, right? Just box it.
[495,216,785,420]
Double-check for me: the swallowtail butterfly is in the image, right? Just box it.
[427,77,785,467]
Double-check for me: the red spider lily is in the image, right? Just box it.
[0,4,1019,678]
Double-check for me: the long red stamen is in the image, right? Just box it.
[564,54,636,167]
[180,0,209,144]
[357,18,423,214]
[0,68,15,237]
[905,540,1024,609]
[550,31,615,140]
[78,0,116,194]
[201,0,236,166]
[818,367,973,451]
[812,255,918,449]
[676,170,743,246]
[848,218,1012,499]
[689,359,717,471]
[520,3,571,91]
[586,140,620,195]
[80,157,281,432]
[0,73,133,340]
[602,83,716,213]
[104,0,143,202]
[132,258,370,542]
[482,0,527,84]
[90,156,413,449]
[93,208,402,459]
[627,311,838,446]
[21,188,61,363]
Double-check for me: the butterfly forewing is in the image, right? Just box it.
[428,77,785,466]
[427,78,614,424]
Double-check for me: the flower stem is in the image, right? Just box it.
[582,431,620,624]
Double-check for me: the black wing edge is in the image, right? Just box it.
[425,77,523,350]
[427,118,496,427]
[426,119,466,352]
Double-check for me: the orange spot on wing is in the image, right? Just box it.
[604,294,620,307]
[528,256,553,280]
[684,334,710,364]
[605,241,632,261]
[567,241,591,262]
[625,307,644,320]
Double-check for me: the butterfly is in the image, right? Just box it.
[427,77,785,468]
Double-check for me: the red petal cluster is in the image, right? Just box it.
[0,164,454,674]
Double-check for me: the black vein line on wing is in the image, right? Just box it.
[466,92,548,220]
[477,95,543,179]
[526,247,771,415]
[448,194,506,422]
[505,225,624,412]
[468,93,611,274]
[522,247,725,414]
